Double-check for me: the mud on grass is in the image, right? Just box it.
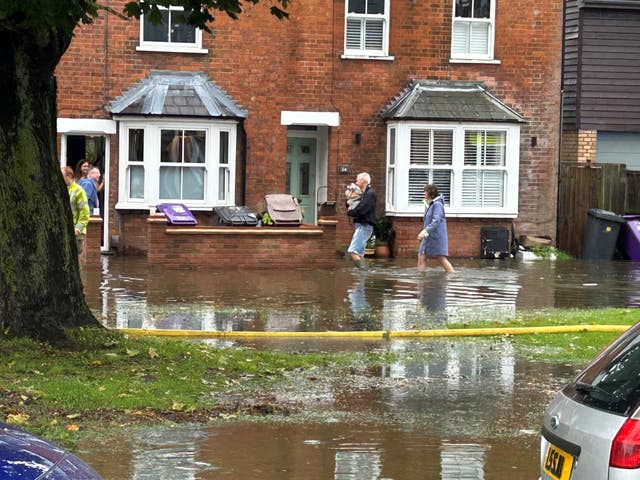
[0,328,391,447]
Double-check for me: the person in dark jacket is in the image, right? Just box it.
[346,172,376,268]
[418,184,455,273]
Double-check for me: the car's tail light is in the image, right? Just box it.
[611,418,640,468]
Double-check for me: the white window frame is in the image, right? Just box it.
[343,0,391,59]
[115,118,237,210]
[385,121,520,218]
[450,0,496,63]
[137,5,207,54]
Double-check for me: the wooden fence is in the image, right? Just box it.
[557,162,638,257]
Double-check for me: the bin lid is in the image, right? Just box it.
[587,208,626,223]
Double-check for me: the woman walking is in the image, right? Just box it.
[418,184,455,273]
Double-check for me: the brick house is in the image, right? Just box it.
[55,0,563,259]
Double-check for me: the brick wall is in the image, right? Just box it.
[147,214,338,269]
[80,215,103,266]
[56,0,563,257]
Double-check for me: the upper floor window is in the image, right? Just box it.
[451,0,495,61]
[137,5,207,54]
[344,0,390,58]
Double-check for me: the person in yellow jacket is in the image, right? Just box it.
[61,166,90,254]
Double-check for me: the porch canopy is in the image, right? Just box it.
[380,80,525,122]
[108,70,247,119]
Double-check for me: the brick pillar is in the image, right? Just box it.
[81,215,103,266]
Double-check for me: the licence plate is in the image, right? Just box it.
[543,443,574,480]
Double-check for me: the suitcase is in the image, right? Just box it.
[156,203,198,225]
[264,194,303,225]
[213,206,258,226]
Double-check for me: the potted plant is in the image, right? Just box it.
[373,216,394,258]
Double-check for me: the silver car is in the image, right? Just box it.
[541,321,640,480]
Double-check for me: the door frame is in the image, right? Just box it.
[57,118,116,252]
[286,126,329,224]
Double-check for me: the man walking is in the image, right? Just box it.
[346,172,376,269]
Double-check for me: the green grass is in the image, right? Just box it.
[447,307,640,363]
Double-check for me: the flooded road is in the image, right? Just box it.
[76,257,639,479]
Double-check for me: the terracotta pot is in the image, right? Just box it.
[375,243,391,258]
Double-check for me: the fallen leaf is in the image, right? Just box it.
[6,413,29,425]
[65,424,80,431]
[126,349,140,357]
[148,347,159,358]
[171,401,185,411]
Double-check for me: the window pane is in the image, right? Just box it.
[386,168,395,205]
[129,165,145,199]
[219,131,229,164]
[410,130,430,165]
[409,169,430,203]
[485,131,506,166]
[389,128,396,166]
[346,18,363,49]
[364,19,384,50]
[455,0,471,18]
[474,0,491,19]
[462,170,504,207]
[299,162,310,196]
[161,130,182,163]
[367,0,385,15]
[469,22,489,55]
[183,167,204,200]
[432,170,452,204]
[451,21,470,54]
[170,10,196,44]
[143,10,169,42]
[184,131,206,163]
[159,166,180,198]
[464,130,482,166]
[129,129,144,163]
[218,167,228,201]
[433,130,453,165]
[348,0,366,13]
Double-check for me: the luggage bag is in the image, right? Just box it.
[264,194,303,225]
[213,206,258,226]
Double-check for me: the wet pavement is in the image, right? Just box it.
[76,257,640,479]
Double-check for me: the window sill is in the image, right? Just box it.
[449,58,501,65]
[341,54,395,61]
[136,45,208,54]
[387,210,518,219]
[116,202,220,211]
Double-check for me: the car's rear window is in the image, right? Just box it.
[564,323,640,415]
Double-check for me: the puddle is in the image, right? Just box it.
[82,256,640,334]
[78,338,579,479]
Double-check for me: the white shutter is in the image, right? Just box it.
[461,170,504,207]
[408,169,429,203]
[346,18,363,50]
[433,130,453,165]
[451,21,469,55]
[410,129,430,165]
[469,22,489,55]
[364,19,384,51]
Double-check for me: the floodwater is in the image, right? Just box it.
[75,257,640,479]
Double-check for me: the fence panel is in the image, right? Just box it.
[627,171,640,214]
[558,162,627,257]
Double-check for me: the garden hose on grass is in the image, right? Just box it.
[120,324,630,339]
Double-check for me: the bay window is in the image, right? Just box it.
[117,120,237,209]
[386,122,519,217]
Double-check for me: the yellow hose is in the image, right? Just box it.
[120,324,630,339]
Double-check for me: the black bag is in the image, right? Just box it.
[213,206,258,226]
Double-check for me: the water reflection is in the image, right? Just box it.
[79,338,578,480]
[82,257,640,334]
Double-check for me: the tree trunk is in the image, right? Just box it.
[0,28,101,340]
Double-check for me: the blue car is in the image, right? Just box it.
[0,422,102,479]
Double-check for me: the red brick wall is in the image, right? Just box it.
[80,215,103,266]
[147,214,337,269]
[56,0,562,258]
